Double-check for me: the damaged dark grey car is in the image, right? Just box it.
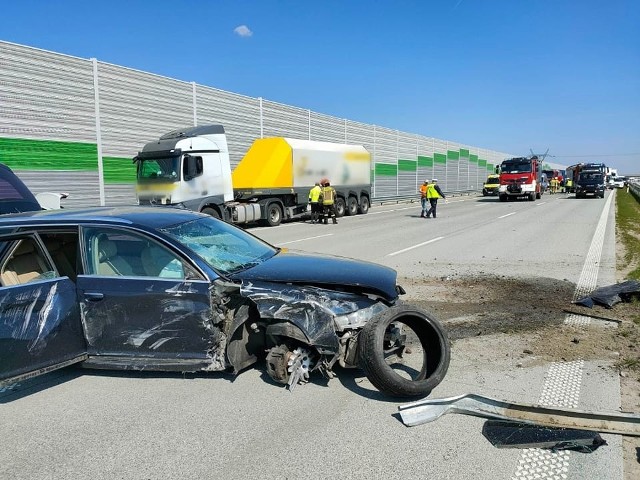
[0,207,450,397]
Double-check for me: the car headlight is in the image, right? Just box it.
[333,302,388,331]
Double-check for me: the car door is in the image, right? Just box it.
[0,232,87,386]
[76,226,216,368]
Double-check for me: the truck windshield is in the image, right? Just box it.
[501,161,531,174]
[137,156,180,182]
[161,217,278,274]
[579,173,603,182]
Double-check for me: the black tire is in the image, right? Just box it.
[264,203,282,227]
[346,196,358,216]
[201,207,221,220]
[358,305,450,398]
[482,189,488,196]
[528,193,535,201]
[358,196,370,214]
[334,198,346,217]
[535,191,541,199]
[499,194,507,202]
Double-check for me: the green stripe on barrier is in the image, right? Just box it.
[0,137,97,171]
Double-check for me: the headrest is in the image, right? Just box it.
[98,238,117,262]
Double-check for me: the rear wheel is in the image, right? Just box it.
[358,305,450,398]
[335,198,346,217]
[264,203,282,226]
[201,207,221,220]
[346,197,358,216]
[358,196,370,214]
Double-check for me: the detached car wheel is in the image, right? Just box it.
[358,305,450,398]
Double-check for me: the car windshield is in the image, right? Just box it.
[137,156,180,182]
[161,217,278,274]
[486,177,499,185]
[501,161,531,173]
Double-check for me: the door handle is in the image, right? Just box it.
[84,292,104,302]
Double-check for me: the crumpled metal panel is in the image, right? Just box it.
[240,280,370,352]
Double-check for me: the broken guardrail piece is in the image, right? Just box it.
[398,393,640,436]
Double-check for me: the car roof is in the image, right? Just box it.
[0,163,42,214]
[0,205,205,230]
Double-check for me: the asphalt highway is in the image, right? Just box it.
[1,190,623,480]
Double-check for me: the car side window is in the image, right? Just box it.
[0,237,57,286]
[83,228,196,279]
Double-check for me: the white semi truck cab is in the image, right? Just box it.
[134,125,372,226]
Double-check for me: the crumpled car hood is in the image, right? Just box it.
[231,249,399,301]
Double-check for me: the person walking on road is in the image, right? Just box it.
[419,179,429,217]
[321,180,338,224]
[425,178,446,218]
[308,182,323,223]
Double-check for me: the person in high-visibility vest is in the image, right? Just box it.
[425,179,446,218]
[321,181,338,224]
[308,182,323,224]
[419,179,429,217]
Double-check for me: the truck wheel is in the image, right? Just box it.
[358,196,370,214]
[335,198,346,217]
[201,207,221,220]
[358,305,450,398]
[499,194,507,202]
[346,197,358,216]
[265,203,282,227]
[528,193,535,201]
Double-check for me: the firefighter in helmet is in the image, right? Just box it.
[321,180,338,224]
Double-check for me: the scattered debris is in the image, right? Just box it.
[398,393,640,436]
[481,420,608,453]
[574,280,640,309]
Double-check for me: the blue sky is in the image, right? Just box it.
[2,0,639,173]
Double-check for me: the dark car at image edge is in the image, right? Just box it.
[0,205,450,398]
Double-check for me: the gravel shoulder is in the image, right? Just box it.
[400,274,640,479]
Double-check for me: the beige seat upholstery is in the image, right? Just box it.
[141,243,183,278]
[1,240,49,286]
[45,239,76,280]
[97,236,134,276]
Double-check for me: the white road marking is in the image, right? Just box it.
[513,193,614,479]
[278,233,334,245]
[498,212,516,219]
[368,209,395,215]
[386,236,444,257]
[536,202,547,206]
